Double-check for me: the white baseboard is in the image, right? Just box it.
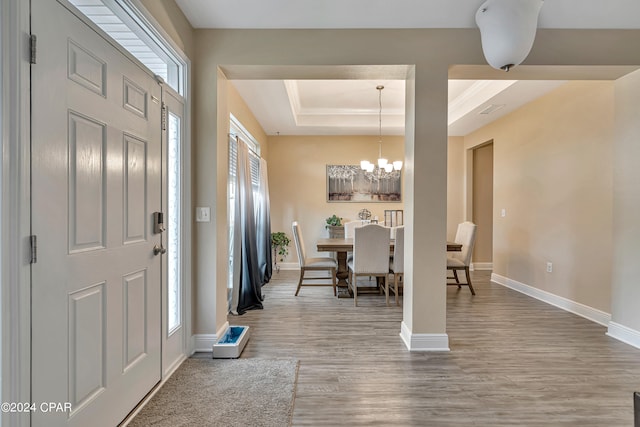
[472,262,493,271]
[192,334,217,353]
[607,321,640,350]
[491,273,611,326]
[191,321,229,353]
[400,321,450,352]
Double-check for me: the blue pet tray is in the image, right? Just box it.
[212,326,250,358]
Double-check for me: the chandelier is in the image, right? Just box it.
[360,85,402,173]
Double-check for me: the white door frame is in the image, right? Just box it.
[1,1,192,425]
[161,84,190,377]
[2,0,32,426]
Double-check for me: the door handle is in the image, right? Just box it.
[153,244,167,256]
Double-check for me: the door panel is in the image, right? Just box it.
[123,269,148,369]
[68,283,106,410]
[31,1,162,425]
[68,112,106,252]
[124,134,148,243]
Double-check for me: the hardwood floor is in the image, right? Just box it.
[221,270,640,426]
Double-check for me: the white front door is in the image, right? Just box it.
[31,0,162,425]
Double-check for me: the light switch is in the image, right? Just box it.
[501,208,506,217]
[196,206,210,222]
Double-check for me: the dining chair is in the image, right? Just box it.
[388,225,404,306]
[446,221,477,295]
[343,220,365,238]
[343,220,365,263]
[347,224,391,306]
[292,221,337,296]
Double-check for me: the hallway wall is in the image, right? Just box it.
[464,81,614,314]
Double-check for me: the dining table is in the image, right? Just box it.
[316,237,462,298]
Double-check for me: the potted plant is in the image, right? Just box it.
[270,231,291,273]
[325,214,344,238]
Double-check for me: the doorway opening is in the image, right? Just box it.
[471,141,493,270]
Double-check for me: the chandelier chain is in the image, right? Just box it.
[360,84,401,172]
[377,85,383,158]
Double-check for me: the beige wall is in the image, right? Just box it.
[268,135,404,263]
[612,69,640,332]
[228,83,268,154]
[140,0,195,58]
[447,137,465,241]
[463,81,614,313]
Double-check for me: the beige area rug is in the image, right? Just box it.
[127,358,299,427]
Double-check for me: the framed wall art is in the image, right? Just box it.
[326,164,401,203]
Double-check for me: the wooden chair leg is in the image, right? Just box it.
[452,269,461,288]
[464,267,475,295]
[384,275,390,306]
[353,273,358,306]
[295,268,304,296]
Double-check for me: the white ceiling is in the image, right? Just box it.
[231,79,567,137]
[177,0,640,137]
[176,0,640,30]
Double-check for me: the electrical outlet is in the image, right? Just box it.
[546,262,553,273]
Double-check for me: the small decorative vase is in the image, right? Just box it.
[327,225,344,239]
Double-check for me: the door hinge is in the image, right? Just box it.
[29,235,37,264]
[30,34,37,64]
[161,102,167,131]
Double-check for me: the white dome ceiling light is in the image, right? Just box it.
[476,0,544,71]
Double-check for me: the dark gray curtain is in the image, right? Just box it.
[229,140,267,315]
[256,157,272,284]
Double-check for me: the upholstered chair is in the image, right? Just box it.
[446,221,478,295]
[292,221,337,296]
[343,220,365,238]
[343,220,365,263]
[347,224,391,306]
[388,225,404,306]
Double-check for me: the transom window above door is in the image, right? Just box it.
[67,0,184,95]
